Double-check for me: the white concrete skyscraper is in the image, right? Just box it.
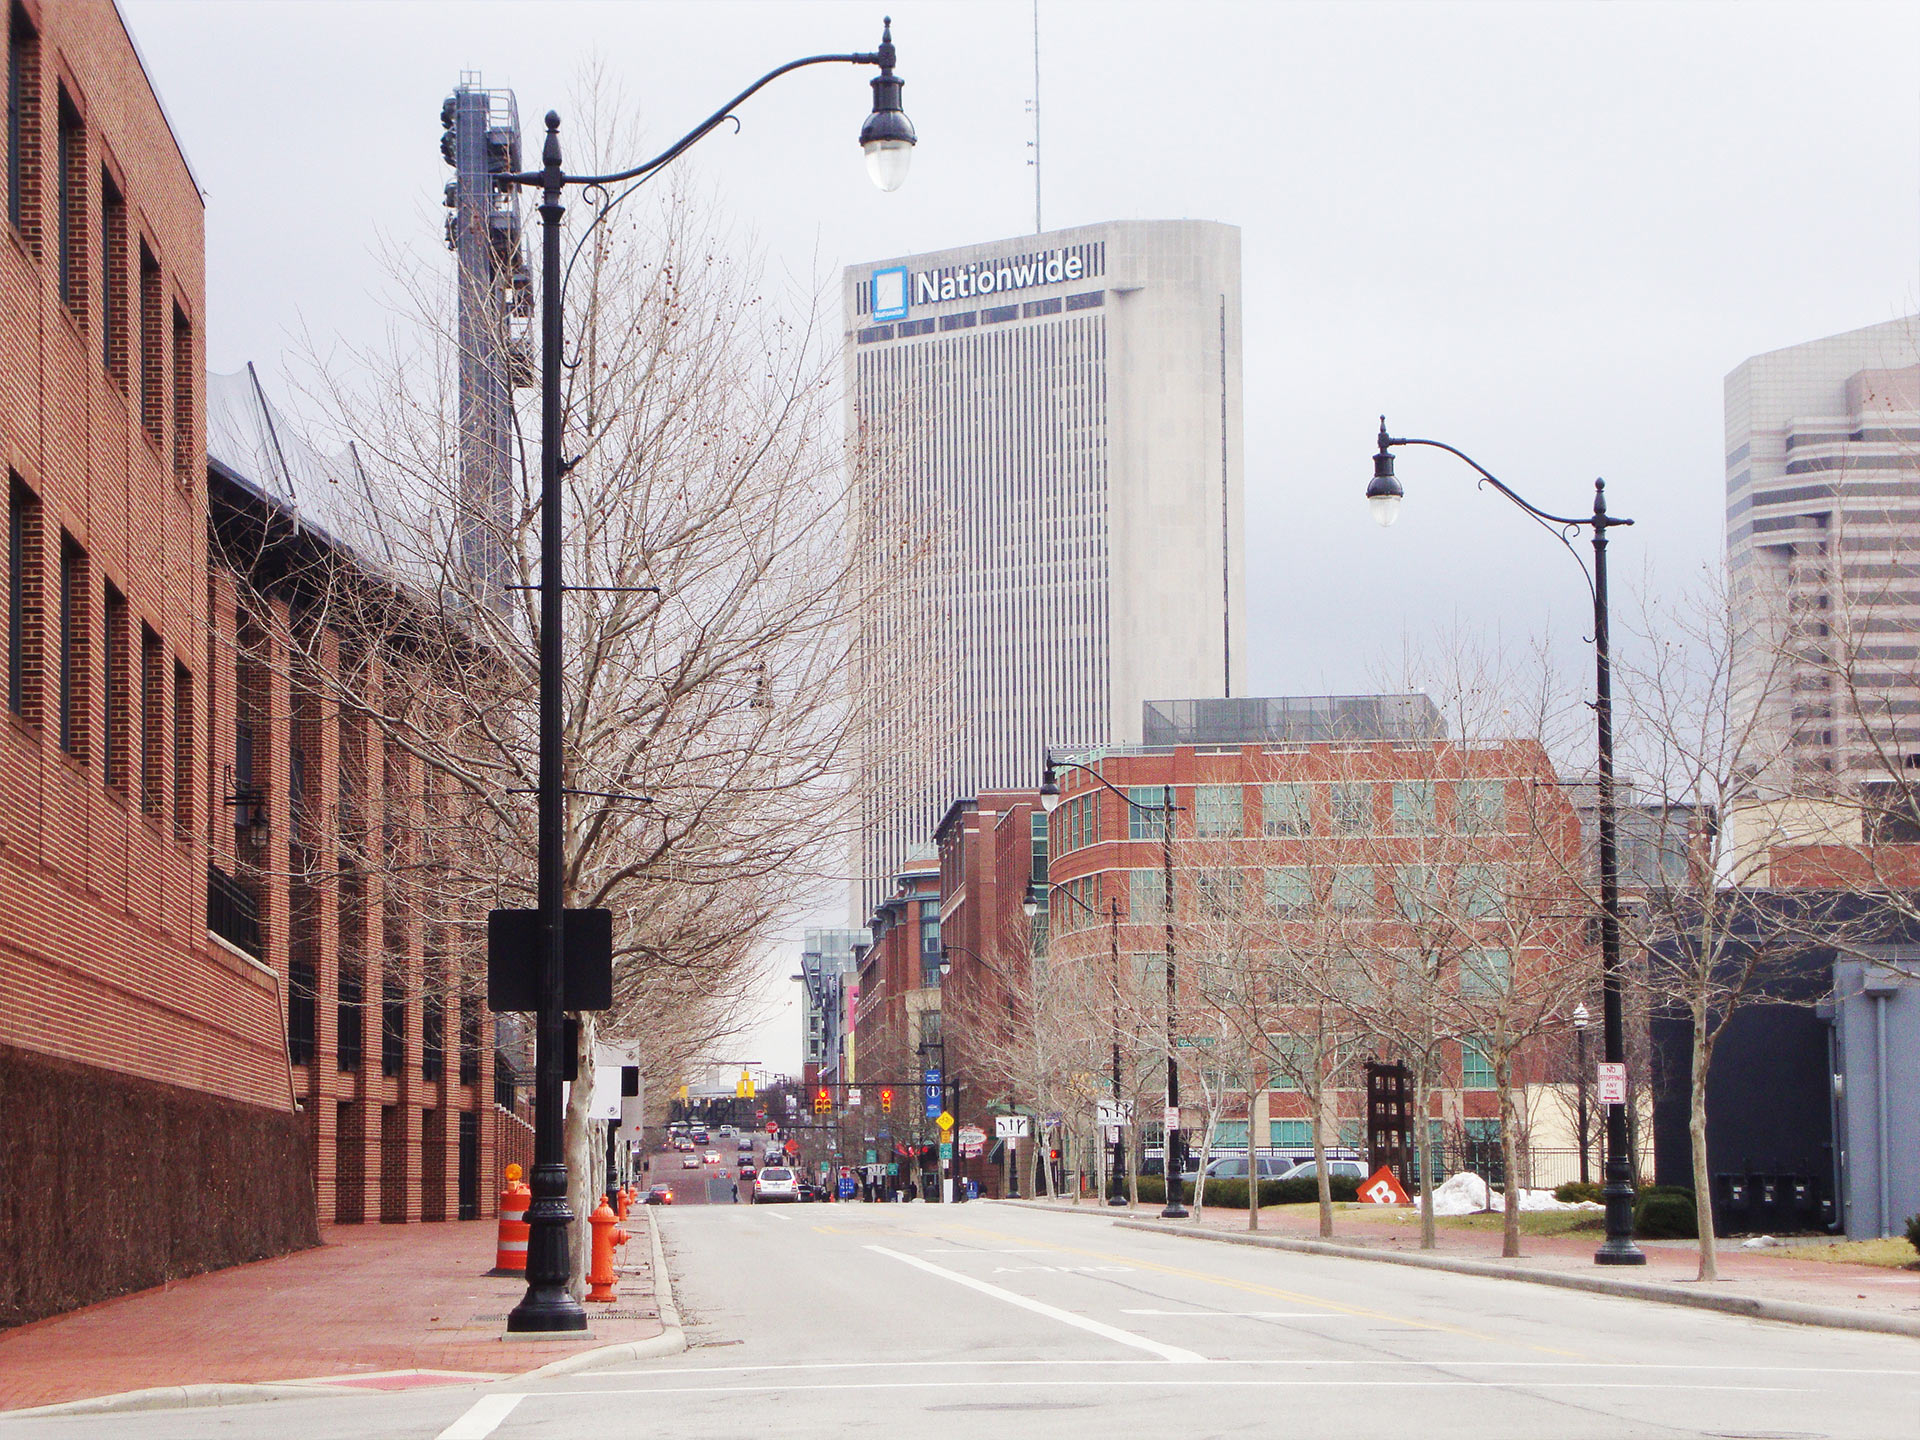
[845,220,1244,914]
[1726,315,1920,789]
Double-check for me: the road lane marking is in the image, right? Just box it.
[953,1222,1579,1356]
[867,1245,1207,1364]
[761,1209,790,1221]
[435,1393,525,1439]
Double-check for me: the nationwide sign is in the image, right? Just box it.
[871,247,1090,322]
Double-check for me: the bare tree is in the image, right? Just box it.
[218,101,923,1288]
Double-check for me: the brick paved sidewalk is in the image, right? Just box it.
[0,1211,665,1411]
[1023,1195,1920,1323]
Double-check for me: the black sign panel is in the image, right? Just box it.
[486,907,614,1012]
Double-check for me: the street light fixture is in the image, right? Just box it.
[1038,757,1187,1219]
[1365,417,1644,1267]
[501,21,916,1335]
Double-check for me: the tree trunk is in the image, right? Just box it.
[1248,1065,1268,1232]
[1414,1068,1436,1250]
[1690,1017,1719,1281]
[1191,1114,1215,1218]
[1310,1091,1334,1239]
[563,1012,597,1299]
[1498,1057,1521,1259]
[1127,1122,1139,1209]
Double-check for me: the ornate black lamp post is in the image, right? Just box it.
[1366,418,1644,1266]
[1573,1001,1592,1187]
[1038,758,1187,1219]
[502,23,915,1334]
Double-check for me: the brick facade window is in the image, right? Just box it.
[57,531,87,759]
[7,474,40,720]
[6,2,38,246]
[458,998,480,1086]
[101,581,127,791]
[138,242,162,442]
[171,659,192,838]
[380,970,405,1078]
[337,866,365,1072]
[55,84,83,319]
[288,882,318,1066]
[100,166,126,381]
[139,623,162,814]
[171,303,193,482]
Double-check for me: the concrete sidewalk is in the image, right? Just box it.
[0,1207,672,1413]
[1014,1195,1920,1335]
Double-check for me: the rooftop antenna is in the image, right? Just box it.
[1027,0,1042,234]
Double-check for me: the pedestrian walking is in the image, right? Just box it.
[730,1180,738,1203]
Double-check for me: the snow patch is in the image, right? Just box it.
[1427,1171,1605,1217]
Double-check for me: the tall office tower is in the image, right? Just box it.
[845,221,1244,915]
[439,76,531,599]
[1726,316,1920,790]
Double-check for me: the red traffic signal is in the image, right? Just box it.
[813,1087,830,1114]
[880,1086,893,1113]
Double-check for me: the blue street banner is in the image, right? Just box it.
[837,1175,857,1199]
[923,1066,942,1118]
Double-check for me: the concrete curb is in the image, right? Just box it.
[2,1381,367,1419]
[6,1211,691,1418]
[1103,1216,1920,1341]
[522,1207,687,1379]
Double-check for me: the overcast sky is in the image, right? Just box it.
[121,0,1920,1071]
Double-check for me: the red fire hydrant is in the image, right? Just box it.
[616,1185,632,1221]
[586,1198,628,1302]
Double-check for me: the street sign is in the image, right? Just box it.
[865,1149,877,1164]
[1163,1105,1181,1133]
[939,1141,953,1160]
[766,1121,778,1135]
[886,1162,899,1176]
[1171,1035,1216,1048]
[995,1114,1030,1139]
[1597,1062,1628,1105]
[847,1087,862,1107]
[923,1067,943,1118]
[837,1175,857,1199]
[1095,1100,1131,1125]
[937,1110,955,1131]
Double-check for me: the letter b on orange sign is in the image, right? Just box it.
[1360,1166,1410,1205]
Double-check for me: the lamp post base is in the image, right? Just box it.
[1160,1202,1189,1219]
[1594,1170,1645,1266]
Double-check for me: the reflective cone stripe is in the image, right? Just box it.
[495,1183,530,1271]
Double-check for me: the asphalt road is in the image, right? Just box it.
[5,1201,1916,1439]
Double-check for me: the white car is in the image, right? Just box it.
[1203,1155,1297,1181]
[752,1166,799,1203]
[703,1150,722,1166]
[718,1125,735,1137]
[1275,1158,1370,1183]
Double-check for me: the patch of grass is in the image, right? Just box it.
[1435,1209,1605,1237]
[1771,1236,1920,1270]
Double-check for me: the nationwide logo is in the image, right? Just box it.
[870,247,1090,322]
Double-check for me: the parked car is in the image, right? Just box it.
[681,1153,701,1170]
[645,1184,673,1205]
[753,1167,799,1203]
[1203,1155,1298,1181]
[1275,1158,1370,1183]
[795,1177,821,1202]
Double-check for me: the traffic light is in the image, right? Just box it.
[813,1087,830,1115]
[880,1086,893,1113]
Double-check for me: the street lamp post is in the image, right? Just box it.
[1365,418,1644,1266]
[502,24,915,1334]
[1039,760,1187,1219]
[1573,1002,1591,1187]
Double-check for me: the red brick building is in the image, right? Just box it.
[1041,719,1587,1182]
[1,3,516,1328]
[849,848,941,1189]
[0,0,319,1327]
[204,367,518,1230]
